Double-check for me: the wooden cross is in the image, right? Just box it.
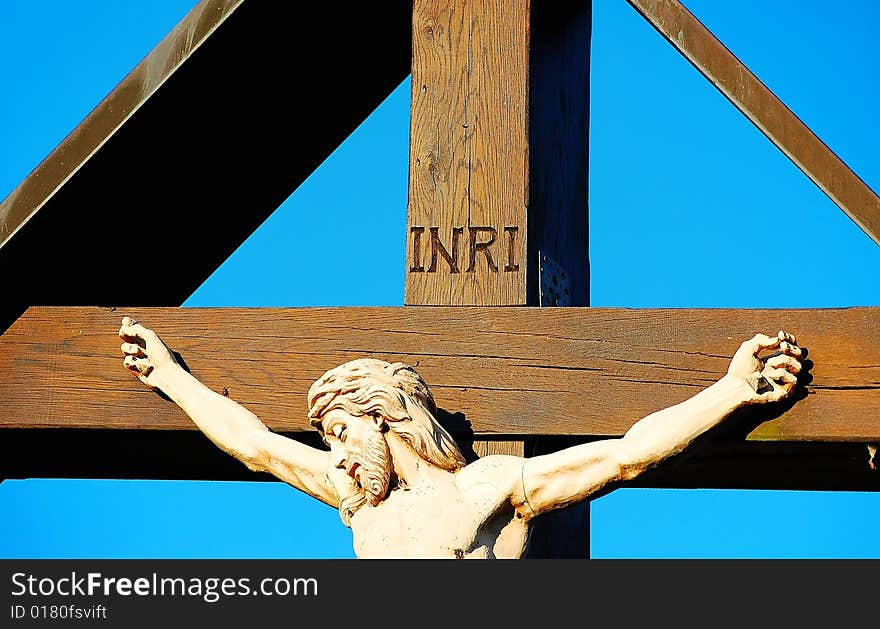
[2,1,879,558]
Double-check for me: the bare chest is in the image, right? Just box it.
[349,483,528,559]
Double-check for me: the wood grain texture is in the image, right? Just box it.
[627,0,880,247]
[406,0,529,305]
[470,440,524,458]
[407,0,531,485]
[3,307,879,441]
[406,2,593,554]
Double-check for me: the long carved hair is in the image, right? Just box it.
[307,358,467,472]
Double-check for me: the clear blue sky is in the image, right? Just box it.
[2,0,879,558]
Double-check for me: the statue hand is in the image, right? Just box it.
[726,330,804,403]
[119,316,179,389]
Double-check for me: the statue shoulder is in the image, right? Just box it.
[454,454,525,496]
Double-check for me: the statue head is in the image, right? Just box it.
[307,358,467,524]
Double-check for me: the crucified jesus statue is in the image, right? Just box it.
[118,316,805,558]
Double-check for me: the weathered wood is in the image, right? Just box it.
[406,0,593,556]
[406,0,529,306]
[626,0,880,247]
[0,0,411,333]
[405,1,591,306]
[470,440,524,458]
[3,306,879,441]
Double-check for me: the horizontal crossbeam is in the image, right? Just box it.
[627,0,880,247]
[2,307,878,441]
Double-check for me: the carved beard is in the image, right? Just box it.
[338,424,392,526]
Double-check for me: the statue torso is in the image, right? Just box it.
[348,456,529,559]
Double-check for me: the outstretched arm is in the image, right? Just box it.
[119,317,337,507]
[516,331,804,518]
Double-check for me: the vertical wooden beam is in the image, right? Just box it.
[522,2,592,559]
[527,3,591,307]
[406,0,592,556]
[407,0,529,305]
